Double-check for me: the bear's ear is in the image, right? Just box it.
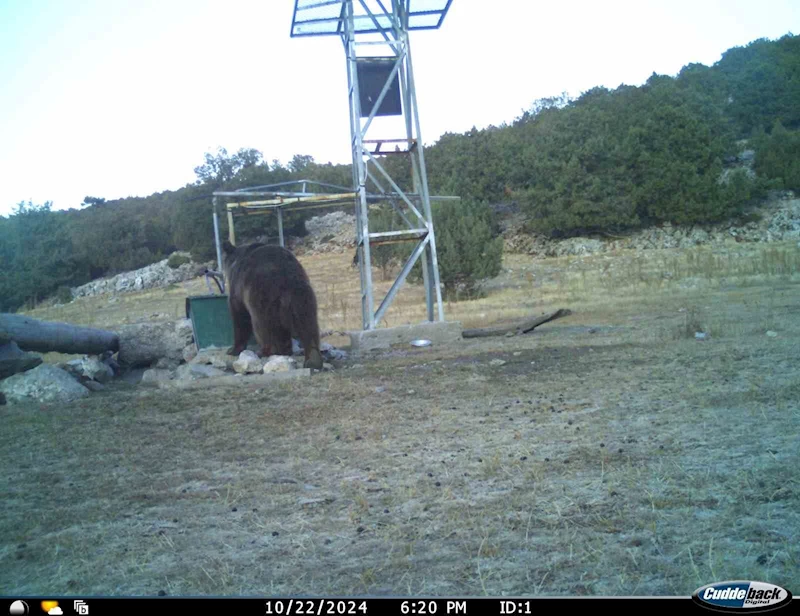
[222,240,235,254]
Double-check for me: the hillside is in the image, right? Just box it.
[1,33,799,312]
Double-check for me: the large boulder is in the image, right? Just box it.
[0,364,90,405]
[116,319,194,368]
[0,341,43,379]
[175,318,194,341]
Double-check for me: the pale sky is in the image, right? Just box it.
[0,0,798,217]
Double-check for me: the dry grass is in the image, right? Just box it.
[2,240,799,596]
[24,239,800,335]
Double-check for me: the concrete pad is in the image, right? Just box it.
[158,368,311,391]
[348,321,463,354]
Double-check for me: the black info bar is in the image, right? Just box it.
[3,596,757,616]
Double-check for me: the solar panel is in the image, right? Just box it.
[290,0,453,37]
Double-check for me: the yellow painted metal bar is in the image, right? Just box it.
[227,210,236,244]
[226,192,357,210]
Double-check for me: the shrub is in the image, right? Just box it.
[408,199,503,301]
[167,253,192,269]
[752,121,800,192]
[55,286,74,304]
[518,79,756,236]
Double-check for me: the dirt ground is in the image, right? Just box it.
[1,244,799,597]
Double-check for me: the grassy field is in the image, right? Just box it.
[2,240,799,597]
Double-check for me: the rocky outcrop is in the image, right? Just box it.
[70,252,212,300]
[285,190,799,263]
[291,211,356,255]
[503,193,799,257]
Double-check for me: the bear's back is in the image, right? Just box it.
[229,243,311,290]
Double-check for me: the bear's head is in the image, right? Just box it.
[221,240,241,281]
[222,241,267,280]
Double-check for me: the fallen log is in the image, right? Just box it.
[0,341,43,379]
[462,308,572,339]
[0,313,120,355]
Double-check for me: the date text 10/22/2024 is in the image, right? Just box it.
[264,599,513,615]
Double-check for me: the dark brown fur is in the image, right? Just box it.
[222,240,323,370]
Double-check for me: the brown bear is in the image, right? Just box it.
[222,240,323,370]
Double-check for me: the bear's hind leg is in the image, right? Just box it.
[296,303,323,370]
[283,287,323,371]
[228,303,253,356]
[249,313,274,359]
[271,326,293,357]
[304,346,323,371]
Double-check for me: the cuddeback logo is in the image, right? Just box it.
[692,581,793,613]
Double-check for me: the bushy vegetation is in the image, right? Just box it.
[1,34,798,312]
[424,35,800,237]
[167,253,192,269]
[513,79,756,235]
[752,120,800,192]
[424,199,503,300]
[366,198,503,300]
[0,152,351,312]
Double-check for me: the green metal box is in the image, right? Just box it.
[185,294,256,351]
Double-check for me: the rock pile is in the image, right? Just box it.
[287,191,798,261]
[71,252,213,300]
[0,352,119,404]
[292,211,356,255]
[0,317,346,404]
[141,340,342,387]
[502,193,799,257]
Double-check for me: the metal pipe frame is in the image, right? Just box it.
[401,1,444,322]
[344,0,374,329]
[336,0,445,329]
[212,1,453,330]
[212,196,224,285]
[290,0,453,38]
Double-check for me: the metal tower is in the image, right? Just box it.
[290,0,454,330]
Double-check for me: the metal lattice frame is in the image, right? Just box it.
[211,182,458,287]
[289,0,454,330]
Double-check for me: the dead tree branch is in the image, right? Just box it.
[462,308,572,339]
